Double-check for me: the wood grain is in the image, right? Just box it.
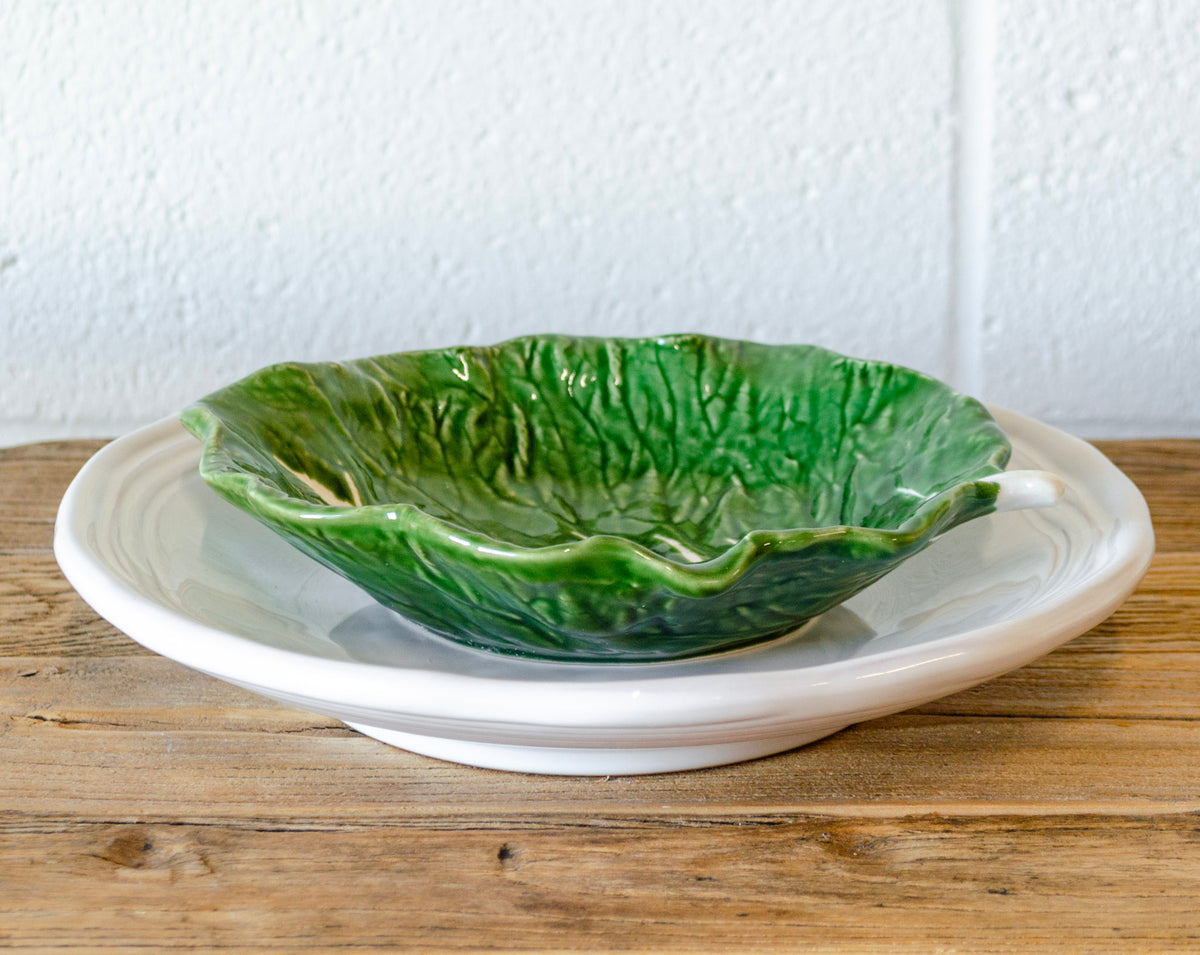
[1092,438,1200,551]
[0,556,145,657]
[2,815,1199,953]
[1,437,1199,953]
[0,440,106,552]
[3,707,1200,825]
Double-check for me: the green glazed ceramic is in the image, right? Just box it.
[181,335,1013,663]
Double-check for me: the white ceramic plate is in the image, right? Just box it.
[55,408,1153,775]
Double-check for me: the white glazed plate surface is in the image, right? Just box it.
[54,408,1154,775]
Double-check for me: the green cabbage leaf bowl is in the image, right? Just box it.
[181,334,1055,663]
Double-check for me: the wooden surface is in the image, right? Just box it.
[2,437,1199,953]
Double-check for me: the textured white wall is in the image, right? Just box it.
[987,0,1200,436]
[0,0,1196,445]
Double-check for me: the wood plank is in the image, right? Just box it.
[2,705,1198,823]
[1092,438,1200,486]
[0,556,145,657]
[2,437,1198,953]
[1,814,1199,952]
[3,642,1197,751]
[1092,439,1200,552]
[0,440,106,552]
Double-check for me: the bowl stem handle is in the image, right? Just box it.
[985,470,1065,513]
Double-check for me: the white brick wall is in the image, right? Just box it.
[986,0,1200,436]
[1,0,1196,445]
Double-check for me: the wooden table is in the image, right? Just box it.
[2,437,1198,953]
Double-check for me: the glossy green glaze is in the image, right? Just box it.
[181,335,1011,662]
